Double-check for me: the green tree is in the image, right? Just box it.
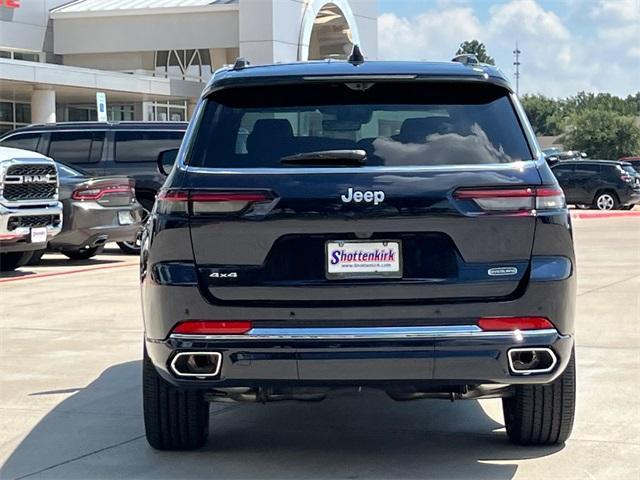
[520,94,565,135]
[456,40,495,65]
[563,109,640,159]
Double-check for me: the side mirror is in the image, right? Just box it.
[157,148,179,176]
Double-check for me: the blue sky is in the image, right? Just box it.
[376,0,639,97]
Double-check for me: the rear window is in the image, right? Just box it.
[1,132,42,152]
[188,82,533,168]
[114,130,184,163]
[48,131,105,164]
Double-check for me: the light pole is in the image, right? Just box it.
[513,41,521,95]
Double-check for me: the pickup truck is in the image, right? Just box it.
[0,147,63,271]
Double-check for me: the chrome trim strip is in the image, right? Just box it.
[302,75,418,81]
[170,326,558,341]
[184,160,536,175]
[170,351,222,378]
[508,347,557,375]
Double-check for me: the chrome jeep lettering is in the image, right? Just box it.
[340,187,385,205]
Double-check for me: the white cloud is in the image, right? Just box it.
[590,0,640,22]
[378,0,639,97]
[378,7,481,61]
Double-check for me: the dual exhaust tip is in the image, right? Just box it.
[170,352,222,378]
[169,349,557,378]
[508,348,557,375]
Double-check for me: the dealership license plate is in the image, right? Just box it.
[326,241,402,279]
[118,211,134,225]
[30,227,47,244]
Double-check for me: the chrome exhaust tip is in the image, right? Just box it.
[170,352,222,378]
[508,348,557,375]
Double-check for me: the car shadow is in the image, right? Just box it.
[34,256,124,267]
[1,361,563,480]
[0,269,32,279]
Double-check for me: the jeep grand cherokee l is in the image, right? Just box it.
[141,56,576,450]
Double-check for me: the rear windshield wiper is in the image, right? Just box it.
[279,149,367,167]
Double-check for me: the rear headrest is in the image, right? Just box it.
[396,117,449,143]
[246,119,293,154]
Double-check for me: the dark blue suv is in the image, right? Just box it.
[141,55,576,450]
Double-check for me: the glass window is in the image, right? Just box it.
[48,131,105,164]
[551,164,574,176]
[0,51,10,59]
[13,52,39,62]
[56,163,85,178]
[0,102,13,123]
[15,103,30,124]
[0,133,41,152]
[189,82,533,168]
[114,130,184,163]
[574,164,600,175]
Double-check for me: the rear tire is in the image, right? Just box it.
[0,251,34,272]
[502,349,575,445]
[118,204,150,255]
[62,246,103,260]
[117,240,141,255]
[143,349,209,450]
[593,191,618,210]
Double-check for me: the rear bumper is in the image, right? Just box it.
[146,327,574,388]
[49,201,143,250]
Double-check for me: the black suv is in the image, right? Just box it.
[0,122,187,252]
[141,57,576,450]
[552,160,640,210]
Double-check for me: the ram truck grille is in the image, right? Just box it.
[2,164,57,201]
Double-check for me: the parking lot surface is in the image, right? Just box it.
[1,216,639,480]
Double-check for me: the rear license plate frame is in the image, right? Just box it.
[325,240,402,280]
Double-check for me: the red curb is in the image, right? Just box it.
[0,261,138,283]
[570,210,640,219]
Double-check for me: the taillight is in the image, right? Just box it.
[478,316,555,331]
[156,190,272,215]
[72,183,133,201]
[172,321,253,335]
[454,187,565,214]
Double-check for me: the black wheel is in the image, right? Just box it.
[117,240,141,255]
[593,191,618,211]
[502,349,576,445]
[26,249,46,266]
[143,349,209,450]
[61,246,103,260]
[118,204,150,255]
[0,251,34,272]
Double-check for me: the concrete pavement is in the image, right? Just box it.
[0,216,638,479]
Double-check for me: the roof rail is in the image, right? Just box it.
[451,54,479,66]
[347,44,365,65]
[232,57,250,70]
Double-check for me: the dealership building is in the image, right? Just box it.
[0,0,378,134]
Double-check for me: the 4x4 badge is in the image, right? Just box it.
[209,272,238,278]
